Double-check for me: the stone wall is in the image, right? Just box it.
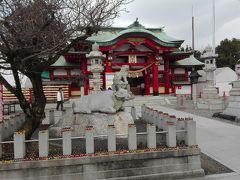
[0,148,204,180]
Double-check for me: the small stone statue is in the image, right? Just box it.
[112,65,130,91]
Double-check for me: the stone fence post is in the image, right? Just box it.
[62,127,72,155]
[162,113,169,131]
[185,119,197,146]
[85,126,94,154]
[147,123,156,149]
[166,122,176,147]
[153,110,159,125]
[128,124,137,150]
[107,125,116,152]
[39,129,49,157]
[131,106,137,121]
[14,132,25,159]
[141,104,146,120]
[156,112,163,130]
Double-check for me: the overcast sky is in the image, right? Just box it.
[114,0,240,51]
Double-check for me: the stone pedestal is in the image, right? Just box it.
[222,80,240,118]
[197,86,224,110]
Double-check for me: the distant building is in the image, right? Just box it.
[215,67,237,96]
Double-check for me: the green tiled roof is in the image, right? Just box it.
[86,20,184,47]
[51,56,77,67]
[172,55,204,67]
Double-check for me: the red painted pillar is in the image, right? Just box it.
[152,62,159,96]
[82,59,88,95]
[164,59,170,94]
[104,56,113,90]
[185,68,189,81]
[171,68,175,94]
[144,69,150,95]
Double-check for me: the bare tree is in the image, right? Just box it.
[0,0,131,136]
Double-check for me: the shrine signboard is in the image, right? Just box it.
[175,85,191,95]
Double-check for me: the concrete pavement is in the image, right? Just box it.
[145,105,240,179]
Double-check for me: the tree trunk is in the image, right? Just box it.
[21,72,46,139]
[29,73,46,129]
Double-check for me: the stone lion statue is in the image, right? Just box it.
[112,65,129,91]
[72,88,133,114]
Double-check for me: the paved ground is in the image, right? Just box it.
[146,103,240,180]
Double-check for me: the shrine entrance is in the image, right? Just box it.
[128,76,144,95]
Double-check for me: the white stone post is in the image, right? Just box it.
[166,122,176,147]
[156,112,163,130]
[107,125,116,152]
[128,124,137,150]
[176,118,185,144]
[147,124,156,149]
[185,120,197,146]
[169,115,177,124]
[162,113,169,131]
[85,126,94,154]
[14,132,25,159]
[131,106,137,121]
[62,127,72,155]
[49,110,55,125]
[39,129,49,157]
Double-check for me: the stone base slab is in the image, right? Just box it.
[197,99,224,110]
[0,148,204,180]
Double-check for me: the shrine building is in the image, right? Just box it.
[42,20,204,96]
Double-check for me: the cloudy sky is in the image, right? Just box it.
[114,0,240,51]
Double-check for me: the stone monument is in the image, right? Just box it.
[86,42,105,92]
[197,45,224,110]
[221,63,240,119]
[49,66,135,137]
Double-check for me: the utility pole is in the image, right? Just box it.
[212,0,215,54]
[192,6,195,51]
